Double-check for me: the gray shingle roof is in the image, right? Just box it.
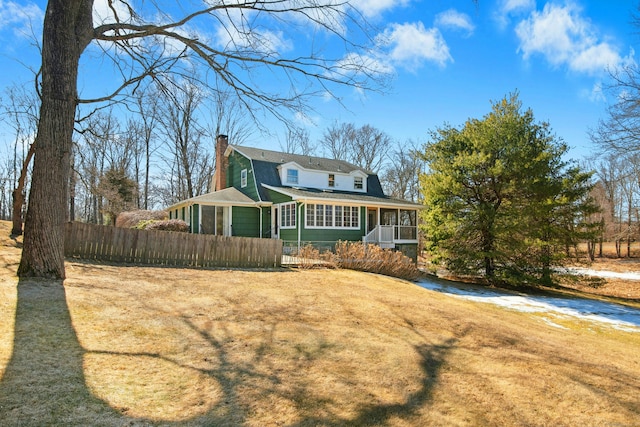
[167,187,261,210]
[229,144,388,202]
[230,145,368,174]
[262,185,423,209]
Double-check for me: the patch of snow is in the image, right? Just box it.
[416,278,640,332]
[540,317,569,330]
[559,267,640,281]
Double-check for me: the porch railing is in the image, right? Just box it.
[363,225,417,244]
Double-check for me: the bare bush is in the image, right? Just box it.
[296,245,336,269]
[333,241,419,281]
[115,210,168,228]
[144,219,189,232]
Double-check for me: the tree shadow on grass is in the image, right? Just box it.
[175,313,458,426]
[0,277,457,426]
[285,338,458,427]
[0,279,130,426]
[347,339,457,426]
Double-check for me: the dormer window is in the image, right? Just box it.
[354,176,363,190]
[328,174,335,187]
[286,168,298,184]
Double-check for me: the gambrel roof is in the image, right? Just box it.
[228,145,368,174]
[227,144,388,202]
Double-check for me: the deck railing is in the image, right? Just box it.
[363,225,418,244]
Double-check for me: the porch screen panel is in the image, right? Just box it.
[201,206,216,235]
[399,209,417,240]
[216,206,224,235]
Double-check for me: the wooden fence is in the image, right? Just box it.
[64,222,282,268]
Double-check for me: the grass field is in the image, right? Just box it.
[1,222,639,426]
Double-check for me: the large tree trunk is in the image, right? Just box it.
[18,0,94,279]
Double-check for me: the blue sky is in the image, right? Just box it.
[0,0,637,161]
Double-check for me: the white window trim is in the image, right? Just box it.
[353,176,363,190]
[279,202,297,229]
[286,168,298,185]
[305,203,360,230]
[241,168,248,188]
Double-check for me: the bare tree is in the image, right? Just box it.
[586,181,610,259]
[351,124,391,172]
[208,81,255,148]
[156,76,213,202]
[595,153,640,257]
[0,159,11,220]
[320,122,357,160]
[1,83,40,235]
[73,109,140,224]
[280,126,316,155]
[132,88,161,210]
[590,62,640,156]
[319,122,390,172]
[381,140,423,202]
[20,0,386,278]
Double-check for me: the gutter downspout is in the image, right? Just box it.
[298,201,305,253]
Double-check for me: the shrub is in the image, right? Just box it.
[144,219,189,232]
[133,219,158,230]
[332,241,419,281]
[116,210,168,228]
[296,244,337,269]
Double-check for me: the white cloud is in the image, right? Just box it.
[333,51,394,79]
[494,0,535,29]
[515,3,624,75]
[435,9,475,36]
[380,22,452,70]
[0,0,43,36]
[351,0,411,18]
[585,81,605,103]
[570,43,620,74]
[502,0,536,15]
[93,0,133,25]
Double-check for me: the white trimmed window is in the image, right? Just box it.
[328,174,335,187]
[280,202,296,228]
[286,168,298,184]
[354,176,363,190]
[241,169,248,188]
[306,204,359,229]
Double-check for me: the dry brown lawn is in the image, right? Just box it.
[563,242,640,301]
[1,222,639,426]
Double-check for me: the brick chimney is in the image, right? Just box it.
[214,134,229,191]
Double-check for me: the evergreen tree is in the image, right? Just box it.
[420,93,598,285]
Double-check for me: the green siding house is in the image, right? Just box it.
[167,135,423,259]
